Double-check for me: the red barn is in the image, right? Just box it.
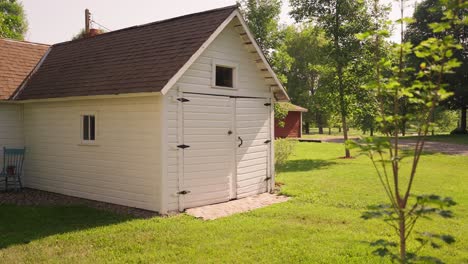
[274,103,308,138]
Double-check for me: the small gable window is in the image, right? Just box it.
[216,66,234,88]
[81,114,96,143]
[212,60,238,89]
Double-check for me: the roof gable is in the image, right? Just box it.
[160,12,289,101]
[0,39,49,100]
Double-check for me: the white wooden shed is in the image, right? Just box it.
[0,5,289,213]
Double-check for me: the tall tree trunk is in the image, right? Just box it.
[334,0,350,158]
[338,63,350,158]
[431,111,435,136]
[338,126,341,132]
[370,126,374,137]
[328,127,331,135]
[461,106,467,132]
[305,122,310,134]
[401,120,406,136]
[317,113,324,134]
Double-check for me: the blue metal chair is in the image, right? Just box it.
[0,147,25,192]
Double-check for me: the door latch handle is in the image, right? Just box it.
[238,136,243,147]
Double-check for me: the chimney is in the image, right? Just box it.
[88,28,100,37]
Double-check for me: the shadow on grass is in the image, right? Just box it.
[277,159,337,173]
[0,204,134,249]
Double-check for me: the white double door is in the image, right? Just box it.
[180,93,271,209]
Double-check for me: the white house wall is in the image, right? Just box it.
[22,96,163,211]
[0,103,24,162]
[164,19,273,211]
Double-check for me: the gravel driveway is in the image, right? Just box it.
[319,136,468,156]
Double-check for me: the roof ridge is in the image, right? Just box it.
[0,38,50,47]
[52,4,238,48]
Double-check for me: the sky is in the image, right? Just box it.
[21,0,418,45]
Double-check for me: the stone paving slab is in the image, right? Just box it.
[186,193,289,220]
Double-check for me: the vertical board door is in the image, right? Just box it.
[181,93,235,209]
[235,98,270,198]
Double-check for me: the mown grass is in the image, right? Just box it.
[0,143,467,263]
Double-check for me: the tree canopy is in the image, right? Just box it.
[290,0,373,157]
[0,0,27,40]
[272,24,334,133]
[238,0,282,58]
[405,0,468,133]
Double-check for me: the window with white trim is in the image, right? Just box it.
[215,66,234,88]
[81,114,96,142]
[212,60,238,89]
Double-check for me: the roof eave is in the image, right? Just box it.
[231,10,289,102]
[15,91,163,103]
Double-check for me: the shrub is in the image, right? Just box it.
[274,138,297,168]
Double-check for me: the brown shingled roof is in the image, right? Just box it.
[14,5,237,100]
[0,39,49,99]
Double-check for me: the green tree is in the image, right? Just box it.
[405,0,468,134]
[272,24,333,134]
[349,0,466,262]
[0,0,27,40]
[274,102,290,127]
[346,41,385,136]
[238,0,282,58]
[290,0,372,157]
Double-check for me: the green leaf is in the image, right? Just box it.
[396,17,416,24]
[429,22,451,33]
[356,32,371,40]
[445,49,453,58]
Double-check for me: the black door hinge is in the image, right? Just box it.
[264,103,271,106]
[177,190,191,195]
[177,144,190,149]
[264,177,272,181]
[264,140,271,144]
[177,98,190,102]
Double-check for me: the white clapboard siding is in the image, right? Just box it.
[236,98,270,198]
[181,93,233,209]
[165,90,181,211]
[177,19,270,98]
[0,103,24,163]
[164,19,274,212]
[23,96,162,211]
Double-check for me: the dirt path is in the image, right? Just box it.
[317,136,468,156]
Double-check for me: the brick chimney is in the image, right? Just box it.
[88,28,100,37]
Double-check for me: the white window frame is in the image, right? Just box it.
[80,112,98,145]
[211,59,238,89]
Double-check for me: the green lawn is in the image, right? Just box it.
[1,143,467,263]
